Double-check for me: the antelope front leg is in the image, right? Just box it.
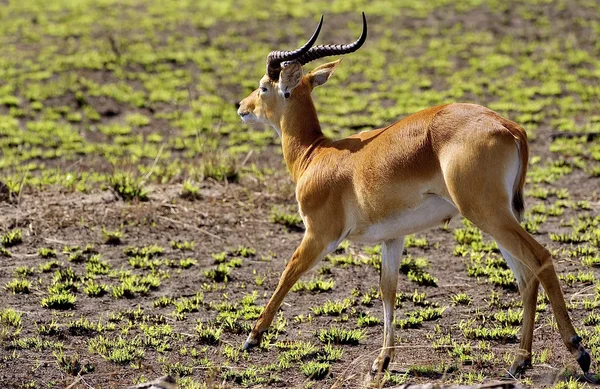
[244,232,330,350]
[371,238,404,374]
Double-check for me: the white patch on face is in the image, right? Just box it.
[240,113,258,123]
[239,111,281,138]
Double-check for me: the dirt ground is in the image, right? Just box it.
[1,1,600,388]
[1,166,599,388]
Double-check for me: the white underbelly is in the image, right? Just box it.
[349,195,459,244]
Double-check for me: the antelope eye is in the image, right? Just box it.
[260,87,268,93]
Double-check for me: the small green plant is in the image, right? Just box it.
[1,308,22,333]
[560,271,595,286]
[292,277,334,293]
[300,361,330,380]
[38,247,57,258]
[109,172,149,201]
[153,296,174,308]
[230,245,255,257]
[15,266,34,277]
[212,251,227,263]
[163,361,193,378]
[125,113,150,127]
[54,350,93,376]
[41,292,77,310]
[68,317,114,336]
[83,280,108,297]
[179,258,197,268]
[405,234,429,249]
[460,320,518,342]
[400,256,438,286]
[173,293,203,314]
[5,279,31,294]
[583,311,600,326]
[203,264,232,283]
[451,293,472,305]
[102,227,123,244]
[311,298,353,316]
[2,229,22,247]
[395,315,423,329]
[494,308,523,326]
[196,323,222,345]
[171,240,195,250]
[181,179,201,199]
[39,260,61,273]
[36,320,61,336]
[87,335,144,364]
[317,327,365,345]
[357,312,381,327]
[269,207,304,231]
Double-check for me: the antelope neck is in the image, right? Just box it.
[279,103,327,182]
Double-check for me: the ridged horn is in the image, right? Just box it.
[266,15,323,81]
[296,12,367,66]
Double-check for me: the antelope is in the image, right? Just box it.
[237,13,593,378]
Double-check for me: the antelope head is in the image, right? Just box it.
[237,13,367,135]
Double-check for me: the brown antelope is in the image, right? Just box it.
[237,13,593,378]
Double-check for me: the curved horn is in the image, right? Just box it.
[296,12,367,65]
[266,15,323,81]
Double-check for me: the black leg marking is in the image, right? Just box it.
[572,335,591,373]
[381,356,391,372]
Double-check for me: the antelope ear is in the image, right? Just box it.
[279,61,303,98]
[307,59,342,89]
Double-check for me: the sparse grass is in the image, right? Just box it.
[400,256,438,286]
[181,180,201,200]
[2,229,22,247]
[102,227,123,245]
[357,312,381,327]
[87,335,145,364]
[203,264,232,283]
[317,327,365,345]
[230,245,256,258]
[54,350,94,376]
[196,323,222,345]
[171,240,195,251]
[83,280,108,297]
[1,0,600,386]
[311,298,353,316]
[459,320,519,342]
[41,292,77,310]
[1,308,22,337]
[4,279,31,294]
[451,293,472,305]
[38,247,57,258]
[270,207,304,230]
[300,361,330,380]
[108,172,149,201]
[292,277,334,293]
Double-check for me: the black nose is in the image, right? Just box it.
[235,102,241,109]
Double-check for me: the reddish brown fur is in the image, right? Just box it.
[238,60,590,378]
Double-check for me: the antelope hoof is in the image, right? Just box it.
[582,373,600,384]
[371,355,391,375]
[243,331,263,351]
[571,335,591,373]
[508,358,531,378]
[577,348,591,374]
